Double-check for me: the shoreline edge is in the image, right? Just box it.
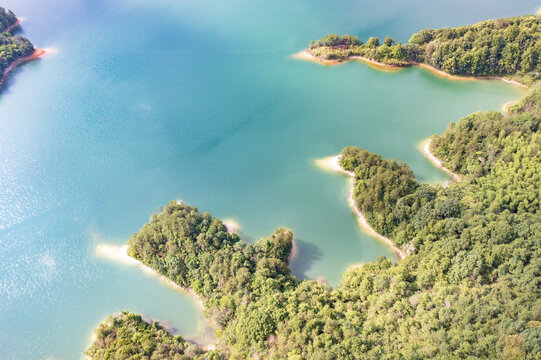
[314,155,407,261]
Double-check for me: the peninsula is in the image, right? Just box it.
[88,15,540,359]
[0,7,42,89]
[303,15,540,87]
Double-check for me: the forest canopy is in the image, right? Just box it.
[0,6,16,31]
[88,15,541,360]
[86,311,223,360]
[0,7,34,77]
[309,15,541,85]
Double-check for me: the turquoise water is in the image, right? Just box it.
[0,0,534,358]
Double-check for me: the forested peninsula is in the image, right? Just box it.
[306,15,540,86]
[0,7,38,89]
[87,16,540,360]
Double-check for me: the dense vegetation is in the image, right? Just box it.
[89,16,541,360]
[0,7,34,77]
[127,201,296,320]
[0,6,16,31]
[309,15,541,85]
[431,84,540,176]
[337,84,541,359]
[86,312,221,359]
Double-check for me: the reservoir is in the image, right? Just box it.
[0,0,532,358]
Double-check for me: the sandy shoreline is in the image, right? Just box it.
[414,62,528,88]
[295,50,528,89]
[0,48,46,89]
[223,219,241,234]
[94,243,206,311]
[420,139,462,183]
[94,243,218,350]
[315,156,406,261]
[502,100,517,112]
[292,50,401,71]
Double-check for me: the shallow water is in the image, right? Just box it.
[0,0,534,358]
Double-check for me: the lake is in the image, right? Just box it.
[0,0,533,358]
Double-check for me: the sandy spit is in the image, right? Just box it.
[222,219,241,234]
[293,50,402,71]
[420,139,462,183]
[0,48,46,89]
[94,243,206,311]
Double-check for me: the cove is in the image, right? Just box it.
[0,0,534,358]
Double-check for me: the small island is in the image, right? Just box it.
[88,15,540,360]
[0,7,42,89]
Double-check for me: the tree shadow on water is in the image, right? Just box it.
[289,238,324,280]
[235,229,256,244]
